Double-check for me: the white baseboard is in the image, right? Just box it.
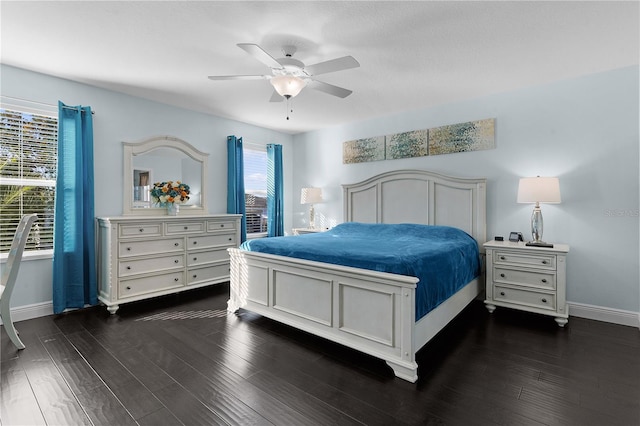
[568,301,640,329]
[0,301,54,325]
[2,300,638,330]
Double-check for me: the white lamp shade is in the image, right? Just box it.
[517,177,561,204]
[270,75,306,98]
[301,187,323,204]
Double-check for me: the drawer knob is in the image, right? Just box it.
[174,243,179,246]
[541,278,547,283]
[126,286,131,290]
[541,298,547,303]
[139,228,144,232]
[184,226,188,230]
[126,266,131,270]
[542,260,548,264]
[221,224,225,227]
[228,238,233,241]
[192,274,197,278]
[174,260,179,264]
[500,273,505,278]
[193,257,197,261]
[500,256,506,260]
[174,278,179,282]
[500,291,505,296]
[127,247,131,251]
[193,241,197,245]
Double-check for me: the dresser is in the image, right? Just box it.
[483,240,570,327]
[96,215,241,314]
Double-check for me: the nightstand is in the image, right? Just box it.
[484,240,570,327]
[292,228,326,235]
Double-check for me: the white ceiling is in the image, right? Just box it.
[2,1,638,135]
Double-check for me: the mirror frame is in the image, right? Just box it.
[122,135,209,216]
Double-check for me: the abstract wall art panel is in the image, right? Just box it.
[385,130,428,160]
[428,118,495,156]
[343,136,385,164]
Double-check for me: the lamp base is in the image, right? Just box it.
[525,241,554,248]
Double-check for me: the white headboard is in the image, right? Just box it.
[343,169,486,249]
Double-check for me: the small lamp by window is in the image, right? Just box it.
[517,176,561,247]
[300,187,323,229]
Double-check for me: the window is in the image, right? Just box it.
[0,107,57,253]
[243,145,268,234]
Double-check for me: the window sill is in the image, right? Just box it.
[0,249,53,263]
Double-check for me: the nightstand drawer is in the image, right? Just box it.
[494,250,556,269]
[493,267,556,290]
[494,285,556,311]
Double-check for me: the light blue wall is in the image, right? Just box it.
[292,66,640,313]
[1,64,294,308]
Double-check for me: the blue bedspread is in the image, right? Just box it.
[240,222,481,321]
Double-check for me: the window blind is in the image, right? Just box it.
[243,145,268,234]
[0,108,57,252]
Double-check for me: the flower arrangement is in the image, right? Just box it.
[150,181,190,205]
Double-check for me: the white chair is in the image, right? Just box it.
[1,214,38,350]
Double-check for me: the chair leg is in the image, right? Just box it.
[1,310,25,350]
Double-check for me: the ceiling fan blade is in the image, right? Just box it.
[269,91,284,102]
[208,75,269,81]
[304,56,360,76]
[307,80,353,98]
[237,43,283,69]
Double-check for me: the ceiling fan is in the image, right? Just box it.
[208,43,360,102]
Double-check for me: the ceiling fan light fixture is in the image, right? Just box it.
[270,75,306,98]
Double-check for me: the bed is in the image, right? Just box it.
[227,169,486,382]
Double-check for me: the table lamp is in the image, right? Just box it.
[300,187,323,229]
[517,176,561,247]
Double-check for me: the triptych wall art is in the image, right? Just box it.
[343,118,495,164]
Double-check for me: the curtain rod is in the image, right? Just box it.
[1,95,96,114]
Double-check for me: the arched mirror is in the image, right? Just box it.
[122,135,209,215]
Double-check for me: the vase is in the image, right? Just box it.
[167,203,179,216]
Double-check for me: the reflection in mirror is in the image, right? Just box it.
[123,136,209,216]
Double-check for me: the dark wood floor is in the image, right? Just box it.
[2,284,639,426]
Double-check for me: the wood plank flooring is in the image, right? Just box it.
[2,283,639,425]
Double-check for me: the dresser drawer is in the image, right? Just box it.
[188,233,236,250]
[494,250,556,270]
[187,248,230,267]
[119,223,162,238]
[207,220,236,232]
[165,221,205,234]
[119,238,183,258]
[119,271,184,299]
[493,267,556,290]
[119,254,184,277]
[187,263,230,285]
[494,285,556,311]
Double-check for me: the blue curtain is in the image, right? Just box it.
[227,135,247,242]
[267,144,284,237]
[52,102,97,314]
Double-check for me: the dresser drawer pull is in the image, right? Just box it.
[193,241,198,245]
[541,278,547,283]
[192,274,197,278]
[126,266,131,270]
[174,243,179,247]
[193,257,197,261]
[221,224,225,228]
[500,256,506,260]
[500,291,505,296]
[541,298,547,303]
[127,247,131,251]
[174,278,179,282]
[500,273,505,278]
[228,238,233,241]
[184,226,188,230]
[542,260,548,264]
[126,286,131,290]
[174,260,179,264]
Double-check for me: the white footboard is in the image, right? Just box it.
[228,248,421,381]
